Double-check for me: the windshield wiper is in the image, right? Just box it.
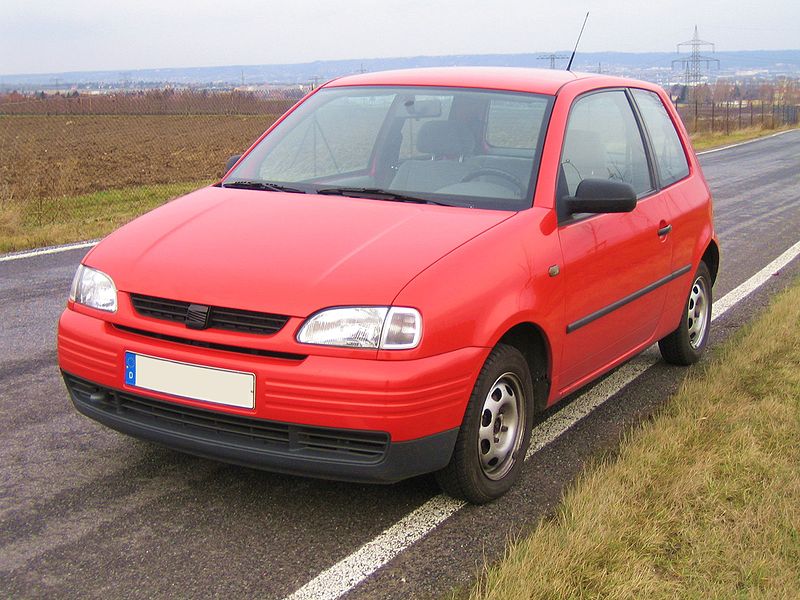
[222,180,306,194]
[315,187,453,206]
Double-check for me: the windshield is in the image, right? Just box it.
[225,86,553,211]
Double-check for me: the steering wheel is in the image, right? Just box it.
[461,168,525,197]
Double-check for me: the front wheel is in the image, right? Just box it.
[435,344,534,504]
[659,261,713,365]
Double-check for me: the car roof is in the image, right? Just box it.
[323,66,644,96]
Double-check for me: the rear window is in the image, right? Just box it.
[486,98,548,150]
[632,89,690,187]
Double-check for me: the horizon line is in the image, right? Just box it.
[2,48,799,80]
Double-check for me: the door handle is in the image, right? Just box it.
[657,224,673,237]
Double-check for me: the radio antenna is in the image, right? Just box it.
[566,12,590,71]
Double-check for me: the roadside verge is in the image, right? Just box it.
[468,277,800,599]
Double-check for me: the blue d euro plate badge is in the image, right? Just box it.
[125,351,137,385]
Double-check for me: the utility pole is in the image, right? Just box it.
[672,26,719,98]
[538,53,569,69]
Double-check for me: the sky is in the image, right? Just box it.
[1,0,798,76]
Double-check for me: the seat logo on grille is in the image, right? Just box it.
[186,304,211,330]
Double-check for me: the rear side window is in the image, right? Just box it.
[560,90,652,199]
[632,89,690,187]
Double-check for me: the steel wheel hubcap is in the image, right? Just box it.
[478,372,525,480]
[687,276,709,349]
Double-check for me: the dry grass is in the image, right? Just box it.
[470,279,800,599]
[0,180,208,253]
[690,125,795,151]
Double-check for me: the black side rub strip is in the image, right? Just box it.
[567,264,693,333]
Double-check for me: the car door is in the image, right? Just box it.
[556,89,674,390]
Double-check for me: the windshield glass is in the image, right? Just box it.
[225,86,553,211]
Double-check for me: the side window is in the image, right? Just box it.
[631,89,690,187]
[560,91,652,200]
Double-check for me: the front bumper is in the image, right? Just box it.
[58,307,485,482]
[63,372,458,483]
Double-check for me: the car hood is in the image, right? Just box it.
[86,186,513,316]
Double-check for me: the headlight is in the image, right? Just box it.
[297,306,422,350]
[69,265,118,312]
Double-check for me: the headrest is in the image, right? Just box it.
[416,120,475,156]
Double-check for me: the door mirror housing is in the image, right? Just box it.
[564,179,637,214]
[225,154,242,174]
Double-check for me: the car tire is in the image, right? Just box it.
[659,261,713,366]
[435,344,535,504]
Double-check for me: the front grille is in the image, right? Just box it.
[64,374,389,464]
[130,294,290,335]
[114,325,306,361]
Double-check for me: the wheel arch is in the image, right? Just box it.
[701,239,720,284]
[495,322,552,414]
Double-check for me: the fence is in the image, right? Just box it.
[0,91,298,252]
[676,100,799,134]
[0,86,798,252]
[0,89,301,116]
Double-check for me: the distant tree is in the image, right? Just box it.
[712,80,733,103]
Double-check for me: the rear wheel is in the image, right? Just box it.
[659,261,713,365]
[435,344,534,504]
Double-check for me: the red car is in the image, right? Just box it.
[59,68,718,503]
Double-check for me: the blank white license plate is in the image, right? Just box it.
[124,351,255,409]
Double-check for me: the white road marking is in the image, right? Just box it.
[696,127,798,155]
[713,239,800,316]
[0,240,98,263]
[286,496,466,600]
[285,239,800,600]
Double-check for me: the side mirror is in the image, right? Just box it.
[564,179,637,214]
[225,154,242,173]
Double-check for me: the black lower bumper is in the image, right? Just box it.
[62,371,458,484]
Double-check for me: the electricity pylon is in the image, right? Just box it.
[538,53,569,69]
[672,25,719,92]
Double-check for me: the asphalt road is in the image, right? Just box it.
[1,130,799,599]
